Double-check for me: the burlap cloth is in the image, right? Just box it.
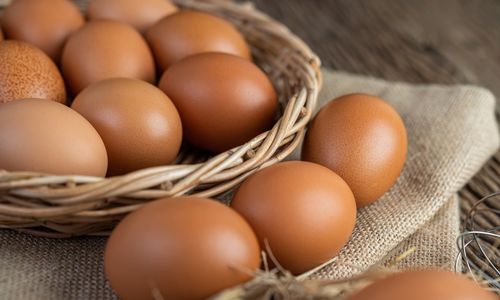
[0,69,498,299]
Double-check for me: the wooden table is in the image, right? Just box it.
[253,0,500,106]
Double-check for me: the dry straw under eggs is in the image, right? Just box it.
[0,0,322,237]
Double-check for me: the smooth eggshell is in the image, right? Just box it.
[61,20,156,95]
[346,269,497,300]
[0,0,84,61]
[87,0,178,33]
[72,78,182,175]
[146,10,251,71]
[0,99,107,176]
[231,161,357,275]
[104,196,261,300]
[0,41,66,104]
[159,52,278,153]
[302,93,407,208]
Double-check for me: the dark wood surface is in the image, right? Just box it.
[253,0,500,108]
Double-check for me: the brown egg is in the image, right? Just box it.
[231,161,357,275]
[71,78,182,175]
[104,196,261,300]
[159,52,277,153]
[146,10,251,71]
[0,41,66,104]
[0,0,84,62]
[302,93,407,208]
[87,0,178,34]
[0,25,3,41]
[0,99,107,176]
[61,20,155,95]
[347,269,497,300]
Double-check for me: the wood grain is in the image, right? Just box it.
[253,0,500,104]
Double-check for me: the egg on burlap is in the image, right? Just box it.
[231,161,357,275]
[346,269,497,300]
[302,93,407,208]
[105,196,261,300]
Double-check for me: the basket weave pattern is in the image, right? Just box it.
[0,0,321,237]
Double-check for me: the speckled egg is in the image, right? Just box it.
[87,0,178,33]
[61,20,156,95]
[146,10,251,71]
[0,0,84,61]
[0,41,66,104]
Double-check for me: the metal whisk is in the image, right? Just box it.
[456,191,500,292]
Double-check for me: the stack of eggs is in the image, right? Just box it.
[0,0,277,176]
[0,1,495,300]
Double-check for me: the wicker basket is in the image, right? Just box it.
[0,0,322,237]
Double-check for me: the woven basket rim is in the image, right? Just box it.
[0,0,322,237]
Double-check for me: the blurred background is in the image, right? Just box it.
[253,0,500,110]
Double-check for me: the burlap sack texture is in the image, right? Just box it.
[379,194,460,272]
[0,69,497,299]
[297,70,498,279]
